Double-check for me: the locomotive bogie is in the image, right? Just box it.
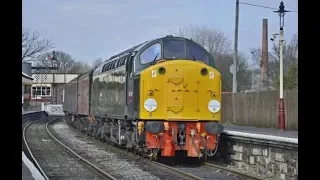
[140,120,223,158]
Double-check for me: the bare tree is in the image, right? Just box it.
[92,58,103,69]
[215,53,251,92]
[167,25,251,91]
[250,33,298,89]
[167,25,232,57]
[69,61,92,74]
[22,28,54,62]
[34,51,90,74]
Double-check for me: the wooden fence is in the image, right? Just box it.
[221,90,298,131]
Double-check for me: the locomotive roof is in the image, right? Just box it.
[106,35,192,62]
[93,35,210,74]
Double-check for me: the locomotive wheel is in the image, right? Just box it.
[127,147,133,152]
[101,137,106,143]
[153,155,158,162]
[133,148,138,155]
[126,147,130,152]
[204,153,208,161]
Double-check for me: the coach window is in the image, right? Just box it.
[140,43,161,64]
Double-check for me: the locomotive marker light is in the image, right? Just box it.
[208,100,221,113]
[273,1,290,131]
[144,98,157,112]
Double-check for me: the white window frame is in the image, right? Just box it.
[31,84,52,99]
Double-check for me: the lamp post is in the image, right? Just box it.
[251,51,255,91]
[274,1,290,131]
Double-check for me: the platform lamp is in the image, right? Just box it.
[273,1,290,131]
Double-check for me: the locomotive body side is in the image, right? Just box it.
[91,58,127,118]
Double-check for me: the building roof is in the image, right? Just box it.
[22,72,33,80]
[22,72,33,85]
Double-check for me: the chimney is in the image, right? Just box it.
[261,19,269,90]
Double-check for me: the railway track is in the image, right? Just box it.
[23,117,117,180]
[204,163,264,180]
[53,118,262,180]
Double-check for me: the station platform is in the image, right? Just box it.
[22,152,45,180]
[222,124,298,144]
[224,124,297,138]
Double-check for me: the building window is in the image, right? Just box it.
[31,86,51,98]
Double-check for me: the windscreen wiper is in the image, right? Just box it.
[152,53,159,65]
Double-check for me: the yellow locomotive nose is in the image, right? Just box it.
[139,60,221,121]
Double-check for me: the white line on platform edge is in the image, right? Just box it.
[22,151,45,180]
[223,130,298,144]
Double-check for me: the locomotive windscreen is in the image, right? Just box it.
[162,39,214,67]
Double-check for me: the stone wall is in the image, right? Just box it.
[213,135,298,180]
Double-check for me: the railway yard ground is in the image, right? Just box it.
[22,112,298,180]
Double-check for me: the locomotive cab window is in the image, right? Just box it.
[140,43,161,64]
[163,40,186,59]
[187,42,214,67]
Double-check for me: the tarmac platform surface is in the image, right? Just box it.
[223,124,298,139]
[22,152,45,180]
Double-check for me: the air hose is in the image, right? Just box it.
[148,135,163,158]
[201,134,220,156]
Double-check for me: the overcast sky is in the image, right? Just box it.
[23,0,298,65]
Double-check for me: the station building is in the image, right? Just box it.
[22,63,33,111]
[23,69,79,109]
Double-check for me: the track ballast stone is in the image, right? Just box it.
[25,120,105,180]
[51,121,161,180]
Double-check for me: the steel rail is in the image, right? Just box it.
[204,162,264,180]
[46,117,118,180]
[23,117,51,180]
[66,122,203,180]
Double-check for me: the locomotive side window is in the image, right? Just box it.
[102,64,108,72]
[107,62,112,71]
[111,60,116,69]
[117,56,127,67]
[120,56,127,66]
[115,58,121,68]
[140,43,161,64]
